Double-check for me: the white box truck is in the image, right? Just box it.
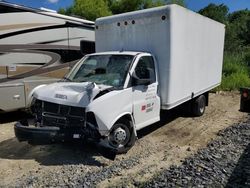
[15,5,225,159]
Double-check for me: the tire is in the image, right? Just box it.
[192,95,206,117]
[108,120,136,154]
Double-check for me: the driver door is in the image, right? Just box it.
[132,55,160,130]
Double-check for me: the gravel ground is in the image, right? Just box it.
[142,118,250,187]
[18,156,141,187]
[0,92,249,187]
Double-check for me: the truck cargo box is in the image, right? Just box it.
[95,5,225,109]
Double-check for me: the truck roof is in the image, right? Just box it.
[88,51,151,56]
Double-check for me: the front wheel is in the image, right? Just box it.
[108,120,136,154]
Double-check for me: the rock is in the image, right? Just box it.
[140,119,250,187]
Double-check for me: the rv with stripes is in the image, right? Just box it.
[0,1,95,112]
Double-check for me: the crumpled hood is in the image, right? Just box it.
[33,82,112,107]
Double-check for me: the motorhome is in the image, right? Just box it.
[0,1,95,112]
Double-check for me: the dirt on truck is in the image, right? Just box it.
[0,92,249,187]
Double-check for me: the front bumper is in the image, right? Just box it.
[14,122,61,144]
[14,121,118,160]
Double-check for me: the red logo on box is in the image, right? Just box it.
[141,105,146,111]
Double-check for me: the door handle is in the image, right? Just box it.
[13,95,20,100]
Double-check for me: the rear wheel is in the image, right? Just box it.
[108,120,136,154]
[192,95,206,117]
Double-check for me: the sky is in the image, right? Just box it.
[2,0,250,13]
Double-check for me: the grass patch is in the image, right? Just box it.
[216,53,250,91]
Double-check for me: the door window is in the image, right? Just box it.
[134,56,156,82]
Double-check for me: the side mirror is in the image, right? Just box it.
[131,72,152,86]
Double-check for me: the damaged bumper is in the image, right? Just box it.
[15,121,61,145]
[14,120,118,160]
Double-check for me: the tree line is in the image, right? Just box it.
[199,4,250,54]
[58,0,184,21]
[59,0,249,54]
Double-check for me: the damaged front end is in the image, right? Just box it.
[15,96,117,160]
[14,52,137,160]
[15,99,99,143]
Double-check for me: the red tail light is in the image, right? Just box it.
[242,91,248,98]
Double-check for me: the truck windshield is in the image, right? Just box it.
[68,55,134,87]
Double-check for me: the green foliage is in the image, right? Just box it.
[216,53,250,91]
[165,0,185,7]
[245,49,250,66]
[59,0,112,20]
[59,0,168,20]
[198,3,229,24]
[109,0,165,14]
[246,20,250,44]
[230,10,250,45]
[58,6,73,15]
[198,4,250,53]
[143,0,166,8]
[225,10,250,52]
[220,72,250,91]
[223,54,248,76]
[224,22,244,52]
[58,0,187,19]
[109,0,142,14]
[199,4,250,91]
[75,0,112,20]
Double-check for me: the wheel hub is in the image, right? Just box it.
[113,127,127,144]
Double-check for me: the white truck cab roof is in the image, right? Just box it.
[87,51,152,57]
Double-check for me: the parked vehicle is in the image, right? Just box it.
[15,5,225,159]
[0,1,95,112]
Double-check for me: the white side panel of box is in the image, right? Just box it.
[163,5,225,108]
